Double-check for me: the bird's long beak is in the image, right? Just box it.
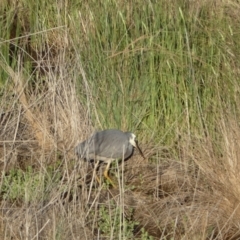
[135,140,145,159]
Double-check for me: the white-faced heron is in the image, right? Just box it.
[75,129,145,187]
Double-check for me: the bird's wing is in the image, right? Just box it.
[96,132,129,159]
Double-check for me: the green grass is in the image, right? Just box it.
[1,0,239,143]
[70,0,240,144]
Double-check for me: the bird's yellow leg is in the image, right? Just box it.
[104,161,117,188]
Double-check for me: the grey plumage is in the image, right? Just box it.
[75,129,138,162]
[75,129,145,187]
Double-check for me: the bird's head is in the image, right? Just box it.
[128,132,145,159]
[129,133,137,147]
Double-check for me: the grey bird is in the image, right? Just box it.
[75,129,145,187]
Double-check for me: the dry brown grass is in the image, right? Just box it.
[1,64,240,239]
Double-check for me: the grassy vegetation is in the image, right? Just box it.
[1,0,240,239]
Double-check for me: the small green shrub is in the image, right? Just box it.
[1,166,61,203]
[98,202,136,239]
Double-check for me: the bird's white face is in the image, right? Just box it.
[129,133,137,147]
